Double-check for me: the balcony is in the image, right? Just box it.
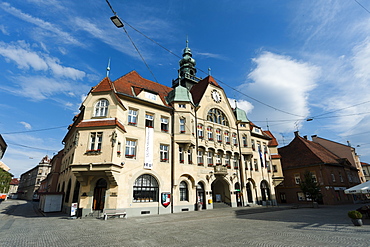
[214,165,228,176]
[71,162,123,186]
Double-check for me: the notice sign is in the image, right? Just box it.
[144,127,154,169]
[71,203,78,216]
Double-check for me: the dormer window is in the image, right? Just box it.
[94,99,109,117]
[179,104,186,108]
[145,92,157,101]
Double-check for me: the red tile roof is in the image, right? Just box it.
[263,130,279,146]
[113,71,173,107]
[10,178,19,185]
[91,77,113,93]
[190,75,222,105]
[278,134,343,169]
[76,118,126,132]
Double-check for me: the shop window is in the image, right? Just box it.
[133,174,159,202]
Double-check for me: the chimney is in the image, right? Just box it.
[294,131,299,137]
[303,135,308,139]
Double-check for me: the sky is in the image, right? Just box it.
[1,0,370,178]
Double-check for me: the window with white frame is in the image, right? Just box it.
[224,131,230,144]
[179,104,186,108]
[207,127,213,140]
[89,132,102,151]
[145,114,154,128]
[242,136,247,147]
[311,173,317,183]
[233,155,238,169]
[179,181,188,201]
[225,153,230,167]
[197,124,204,138]
[160,144,168,162]
[180,118,186,133]
[207,151,214,166]
[216,153,222,165]
[232,133,237,146]
[207,108,229,126]
[94,99,109,117]
[188,149,193,164]
[331,173,336,182]
[216,129,222,142]
[197,149,204,165]
[128,109,138,125]
[251,139,255,150]
[125,139,136,158]
[161,117,169,132]
[117,142,121,155]
[295,174,301,184]
[254,159,258,171]
[179,147,184,163]
[263,144,267,153]
[297,192,305,201]
[145,91,157,100]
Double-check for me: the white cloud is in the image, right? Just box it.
[0,25,9,35]
[228,98,254,115]
[0,2,80,46]
[238,51,320,133]
[19,121,32,130]
[0,41,86,80]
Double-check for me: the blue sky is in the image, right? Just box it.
[1,0,370,177]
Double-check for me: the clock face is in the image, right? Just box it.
[211,90,221,103]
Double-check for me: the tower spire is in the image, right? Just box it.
[106,58,111,78]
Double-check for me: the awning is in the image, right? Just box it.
[344,180,370,194]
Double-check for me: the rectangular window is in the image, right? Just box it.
[251,140,255,150]
[128,109,137,125]
[188,149,193,164]
[232,133,237,146]
[263,144,267,153]
[89,132,102,151]
[145,114,154,128]
[207,151,213,166]
[240,123,246,127]
[339,173,344,182]
[197,150,204,165]
[197,124,204,138]
[243,155,248,170]
[178,104,186,108]
[216,129,222,142]
[242,136,247,147]
[117,142,121,155]
[125,139,136,158]
[160,145,168,162]
[273,165,277,173]
[179,147,184,163]
[161,117,169,132]
[363,169,367,176]
[297,192,305,201]
[331,173,336,182]
[233,156,238,169]
[225,153,230,167]
[180,119,186,133]
[145,91,157,100]
[295,174,301,184]
[311,173,317,183]
[216,153,221,165]
[225,131,230,144]
[254,159,258,171]
[207,127,213,140]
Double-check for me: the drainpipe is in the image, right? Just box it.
[170,109,175,214]
[236,121,245,207]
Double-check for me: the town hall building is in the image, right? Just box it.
[57,42,283,217]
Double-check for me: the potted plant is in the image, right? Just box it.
[348,210,363,226]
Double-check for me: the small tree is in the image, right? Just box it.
[300,171,320,204]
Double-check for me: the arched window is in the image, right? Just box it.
[133,174,159,202]
[207,108,229,126]
[179,181,189,201]
[94,99,109,117]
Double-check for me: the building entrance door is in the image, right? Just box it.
[93,178,107,211]
[196,182,205,209]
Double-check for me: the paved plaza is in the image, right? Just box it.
[0,200,370,247]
